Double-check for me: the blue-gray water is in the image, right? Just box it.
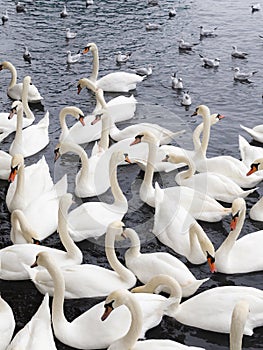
[0,0,263,349]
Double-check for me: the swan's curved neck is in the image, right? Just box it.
[99,113,110,151]
[230,301,249,350]
[58,201,83,262]
[199,111,212,155]
[22,80,34,120]
[175,156,195,184]
[11,210,34,242]
[66,142,89,180]
[216,206,246,257]
[144,142,158,187]
[59,108,75,141]
[105,230,133,281]
[124,228,141,259]
[109,157,126,205]
[111,295,143,349]
[12,164,25,210]
[192,122,204,151]
[90,47,99,82]
[5,62,17,88]
[189,223,214,259]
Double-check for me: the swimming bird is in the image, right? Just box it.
[169,7,177,18]
[66,28,76,39]
[23,45,32,63]
[199,54,220,67]
[66,50,82,64]
[233,66,258,81]
[231,45,248,59]
[16,2,26,13]
[251,3,261,12]
[60,4,68,18]
[181,91,192,106]
[133,64,153,76]
[240,123,263,143]
[145,22,160,30]
[86,0,94,6]
[2,10,8,25]
[199,25,217,37]
[115,51,131,64]
[171,72,183,89]
[178,39,198,50]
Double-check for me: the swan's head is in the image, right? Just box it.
[59,106,85,125]
[101,289,131,321]
[9,154,24,182]
[191,104,210,117]
[83,42,97,54]
[130,130,159,146]
[110,151,131,169]
[31,251,53,269]
[247,158,263,175]
[210,113,225,125]
[0,61,10,70]
[106,220,126,241]
[23,75,31,86]
[163,153,189,167]
[230,198,246,231]
[8,100,23,119]
[77,77,97,94]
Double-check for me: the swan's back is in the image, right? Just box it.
[97,72,144,92]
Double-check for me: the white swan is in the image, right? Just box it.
[6,154,54,212]
[58,105,85,142]
[6,294,57,350]
[67,151,128,241]
[164,152,257,203]
[101,288,205,350]
[0,61,43,102]
[193,105,263,188]
[213,197,263,273]
[0,193,82,280]
[132,274,263,335]
[240,123,263,143]
[82,42,145,92]
[130,131,231,222]
[9,101,49,158]
[246,158,263,221]
[0,150,12,180]
[28,221,136,298]
[0,296,15,350]
[238,135,263,167]
[29,250,179,348]
[123,226,209,297]
[0,75,35,142]
[10,209,40,244]
[230,300,250,350]
[153,192,216,265]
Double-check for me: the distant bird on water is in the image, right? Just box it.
[231,46,248,59]
[199,25,217,37]
[23,45,32,64]
[16,2,26,13]
[115,51,131,64]
[2,10,8,25]
[60,4,68,18]
[178,39,198,50]
[233,67,258,82]
[169,7,177,18]
[171,72,183,89]
[67,50,82,64]
[66,28,77,39]
[251,3,261,12]
[199,54,220,68]
[86,0,94,6]
[134,64,153,77]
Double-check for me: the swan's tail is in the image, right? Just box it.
[38,110,49,128]
[240,124,254,137]
[181,277,209,298]
[154,182,164,206]
[53,174,68,197]
[239,187,259,198]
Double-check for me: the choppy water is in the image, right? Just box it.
[0,0,263,349]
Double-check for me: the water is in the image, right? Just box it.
[0,0,263,349]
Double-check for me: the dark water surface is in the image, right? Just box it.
[1,0,263,349]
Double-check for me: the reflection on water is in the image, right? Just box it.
[0,0,263,349]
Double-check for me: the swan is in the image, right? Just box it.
[0,75,35,142]
[211,197,263,273]
[0,296,15,350]
[60,4,68,17]
[0,150,12,180]
[9,100,49,158]
[58,105,85,142]
[153,192,216,265]
[101,288,205,350]
[123,225,209,297]
[164,152,257,203]
[0,193,82,280]
[10,209,40,244]
[82,42,145,92]
[230,300,250,350]
[67,151,128,241]
[6,154,54,212]
[130,131,231,223]
[240,123,263,143]
[132,274,263,335]
[29,250,180,348]
[193,105,263,188]
[238,135,263,167]
[28,221,136,298]
[246,158,263,221]
[6,294,57,350]
[0,61,43,102]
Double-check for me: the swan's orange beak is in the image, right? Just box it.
[8,167,17,182]
[124,154,132,164]
[77,84,82,94]
[32,238,41,245]
[217,114,225,120]
[8,108,16,120]
[91,114,102,125]
[162,155,169,162]
[207,252,217,273]
[83,46,90,54]
[246,164,258,176]
[101,304,113,321]
[230,217,237,231]
[79,115,85,126]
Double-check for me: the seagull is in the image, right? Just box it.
[231,46,248,59]
[199,25,217,37]
[178,39,198,50]
[133,64,153,76]
[67,50,82,64]
[23,45,32,64]
[60,4,68,18]
[171,72,183,89]
[115,51,131,64]
[2,10,8,25]
[66,28,77,39]
[169,7,177,18]
[16,2,26,13]
[145,22,160,30]
[199,54,220,68]
[181,91,192,106]
[251,3,261,12]
[233,67,258,81]
[86,0,94,7]
[259,34,263,39]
